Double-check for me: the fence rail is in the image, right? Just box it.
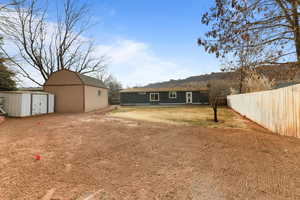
[227,84,300,139]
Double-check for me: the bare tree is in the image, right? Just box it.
[220,38,278,93]
[0,0,106,85]
[198,0,300,65]
[98,72,122,104]
[207,80,230,122]
[0,0,21,10]
[243,68,275,93]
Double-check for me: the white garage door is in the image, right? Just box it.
[32,94,48,115]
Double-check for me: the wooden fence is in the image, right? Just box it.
[227,84,300,139]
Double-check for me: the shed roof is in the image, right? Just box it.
[44,69,107,89]
[0,91,52,94]
[120,87,208,93]
[76,73,107,88]
[19,87,43,91]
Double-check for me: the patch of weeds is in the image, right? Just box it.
[110,109,129,113]
[226,124,240,128]
[167,118,223,127]
[260,149,272,154]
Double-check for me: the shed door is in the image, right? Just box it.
[48,94,54,113]
[32,94,48,115]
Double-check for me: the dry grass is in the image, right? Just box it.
[109,105,247,129]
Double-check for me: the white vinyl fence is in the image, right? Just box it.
[227,84,300,139]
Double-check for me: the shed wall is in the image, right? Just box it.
[44,85,84,113]
[0,93,22,116]
[84,86,108,112]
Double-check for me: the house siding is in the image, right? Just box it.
[193,91,209,104]
[120,91,209,105]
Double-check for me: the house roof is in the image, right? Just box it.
[76,73,107,88]
[120,87,208,93]
[273,82,300,89]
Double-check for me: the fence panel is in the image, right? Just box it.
[227,84,300,138]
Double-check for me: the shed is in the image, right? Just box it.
[44,69,108,113]
[0,91,54,117]
[120,87,209,106]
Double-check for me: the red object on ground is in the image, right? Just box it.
[0,116,5,125]
[35,155,41,160]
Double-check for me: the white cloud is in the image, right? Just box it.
[1,7,195,88]
[95,39,194,87]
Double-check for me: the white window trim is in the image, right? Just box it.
[169,91,177,99]
[150,93,159,101]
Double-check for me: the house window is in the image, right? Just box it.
[98,90,101,96]
[169,91,177,99]
[150,93,159,101]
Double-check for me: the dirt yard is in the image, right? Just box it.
[0,108,300,199]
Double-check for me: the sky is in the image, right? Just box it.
[87,0,220,87]
[4,0,221,87]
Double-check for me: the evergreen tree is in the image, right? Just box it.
[0,36,16,91]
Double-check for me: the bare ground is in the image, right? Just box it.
[0,109,300,199]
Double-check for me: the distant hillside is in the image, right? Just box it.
[144,63,300,88]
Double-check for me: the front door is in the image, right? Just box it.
[186,92,193,104]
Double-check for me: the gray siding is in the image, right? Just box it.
[193,91,209,104]
[120,92,149,104]
[120,91,208,105]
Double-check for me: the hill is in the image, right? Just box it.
[143,63,300,89]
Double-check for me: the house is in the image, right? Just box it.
[120,87,209,106]
[44,69,108,113]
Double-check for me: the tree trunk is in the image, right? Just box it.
[239,67,245,94]
[291,0,300,63]
[213,107,218,122]
[239,69,243,93]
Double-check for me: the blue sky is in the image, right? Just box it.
[3,0,220,87]
[82,0,220,87]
